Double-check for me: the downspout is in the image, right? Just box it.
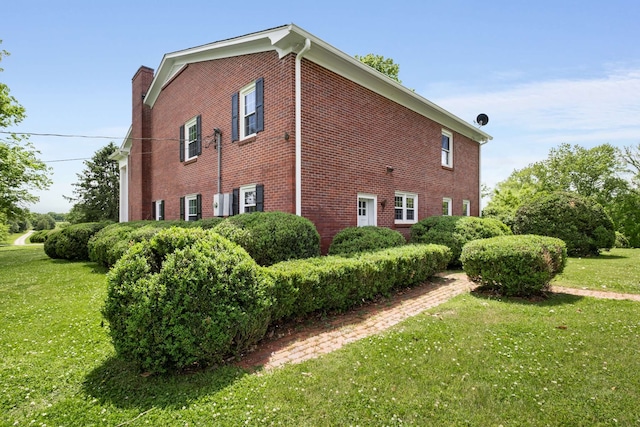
[215,128,222,194]
[478,139,489,216]
[295,38,311,216]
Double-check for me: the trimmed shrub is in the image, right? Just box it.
[461,235,567,297]
[44,222,111,260]
[615,231,630,248]
[88,218,226,267]
[513,192,615,256]
[103,228,273,373]
[266,244,451,321]
[328,226,406,256]
[28,229,53,243]
[214,212,320,266]
[410,216,512,266]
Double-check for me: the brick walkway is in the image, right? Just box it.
[237,274,640,372]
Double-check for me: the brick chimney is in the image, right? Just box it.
[129,66,154,220]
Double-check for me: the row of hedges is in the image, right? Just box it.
[103,227,452,373]
[28,229,54,243]
[328,226,405,256]
[44,222,112,260]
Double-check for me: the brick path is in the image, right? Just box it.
[237,273,640,372]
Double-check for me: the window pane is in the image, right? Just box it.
[395,208,403,220]
[442,201,449,215]
[406,197,414,209]
[244,113,256,136]
[406,209,414,220]
[395,196,403,208]
[442,150,449,165]
[188,199,197,215]
[442,134,450,150]
[244,91,256,115]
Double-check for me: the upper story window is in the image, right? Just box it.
[462,200,470,216]
[394,192,418,224]
[232,78,264,142]
[441,130,453,168]
[179,115,201,162]
[442,197,452,216]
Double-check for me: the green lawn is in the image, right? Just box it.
[1,245,639,426]
[553,248,640,294]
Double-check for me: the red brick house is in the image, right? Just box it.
[112,24,492,252]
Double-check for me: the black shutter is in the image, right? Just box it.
[256,184,264,212]
[196,194,202,220]
[255,77,264,133]
[152,201,156,220]
[159,201,165,220]
[232,188,239,215]
[196,115,202,156]
[231,92,239,142]
[180,197,185,220]
[179,124,185,162]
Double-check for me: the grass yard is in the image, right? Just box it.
[553,248,640,294]
[1,245,639,426]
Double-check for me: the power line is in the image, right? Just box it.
[0,130,182,142]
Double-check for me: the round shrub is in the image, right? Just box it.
[615,231,630,249]
[44,222,111,260]
[103,227,273,373]
[328,226,405,256]
[461,235,567,297]
[213,211,320,266]
[513,192,615,257]
[410,216,512,267]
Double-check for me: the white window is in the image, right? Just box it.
[240,82,257,140]
[462,200,470,216]
[442,197,452,216]
[184,116,199,161]
[240,185,257,213]
[185,194,199,221]
[441,130,453,168]
[394,192,418,224]
[357,193,377,227]
[155,200,164,221]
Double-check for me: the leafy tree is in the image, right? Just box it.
[483,143,638,244]
[33,213,56,230]
[621,143,640,185]
[0,42,52,221]
[65,142,119,223]
[355,53,401,83]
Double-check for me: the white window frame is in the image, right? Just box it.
[185,194,198,221]
[462,199,470,216]
[441,129,453,168]
[155,199,164,221]
[442,197,452,216]
[240,82,257,140]
[184,116,198,161]
[394,191,418,224]
[240,184,257,213]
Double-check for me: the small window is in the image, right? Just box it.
[442,197,452,216]
[154,200,164,220]
[182,194,201,221]
[394,192,418,224]
[180,115,201,162]
[232,78,264,142]
[441,130,453,168]
[462,200,470,216]
[240,185,257,213]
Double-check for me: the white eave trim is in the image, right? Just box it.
[143,24,492,144]
[110,126,132,162]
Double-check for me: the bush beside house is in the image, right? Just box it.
[410,216,512,266]
[44,222,111,261]
[328,226,406,256]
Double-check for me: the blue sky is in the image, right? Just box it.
[3,0,640,213]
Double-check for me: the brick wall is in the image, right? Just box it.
[299,60,480,251]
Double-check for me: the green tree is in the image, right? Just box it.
[484,143,638,245]
[65,142,119,223]
[0,42,52,221]
[355,53,401,83]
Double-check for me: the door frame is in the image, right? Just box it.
[357,193,377,227]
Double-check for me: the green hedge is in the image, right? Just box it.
[460,235,567,297]
[43,222,112,261]
[88,218,225,267]
[513,192,615,256]
[103,228,272,373]
[28,229,54,243]
[410,216,512,267]
[266,244,451,321]
[328,226,406,256]
[214,212,320,266]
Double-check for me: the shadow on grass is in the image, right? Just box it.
[82,355,249,410]
[572,253,628,260]
[470,289,584,307]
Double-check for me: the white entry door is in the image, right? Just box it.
[357,196,376,227]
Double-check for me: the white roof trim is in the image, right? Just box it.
[110,126,132,162]
[143,24,492,143]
